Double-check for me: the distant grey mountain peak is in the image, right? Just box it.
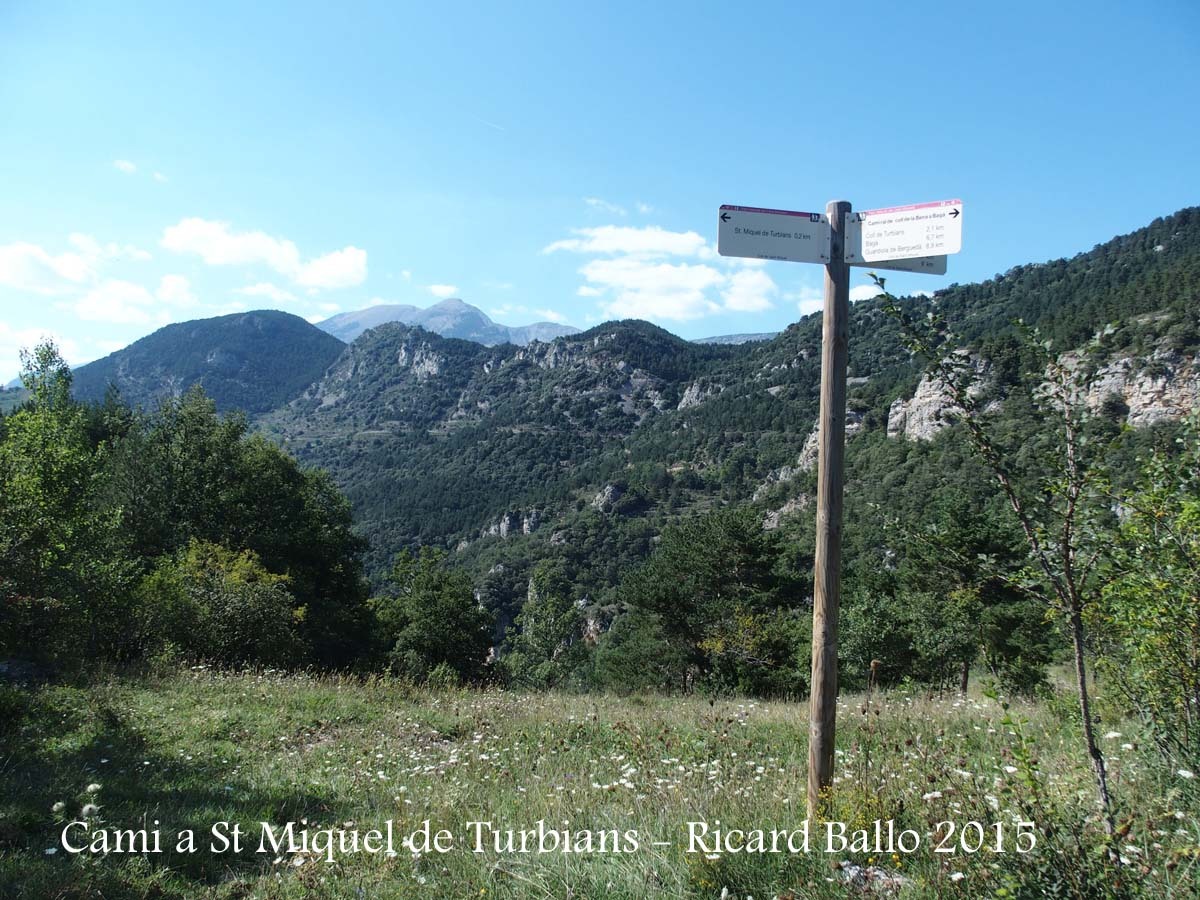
[318,298,579,346]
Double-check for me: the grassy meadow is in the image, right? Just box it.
[1,668,1198,899]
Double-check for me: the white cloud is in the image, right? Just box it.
[544,225,708,258]
[583,257,724,321]
[0,242,92,294]
[428,284,458,298]
[0,323,82,380]
[792,286,824,316]
[0,234,153,303]
[60,273,196,326]
[584,197,627,216]
[401,270,412,281]
[295,247,367,290]
[636,202,654,214]
[582,257,724,295]
[113,159,136,174]
[162,218,300,270]
[157,274,198,307]
[161,218,366,290]
[71,279,157,324]
[490,304,569,325]
[153,172,168,183]
[549,222,785,323]
[234,282,298,303]
[68,233,151,263]
[850,284,885,302]
[602,290,721,322]
[721,269,777,312]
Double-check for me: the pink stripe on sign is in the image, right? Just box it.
[720,204,821,218]
[860,199,962,216]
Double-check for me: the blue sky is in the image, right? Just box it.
[1,0,1197,380]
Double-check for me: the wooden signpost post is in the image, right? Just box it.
[718,197,964,818]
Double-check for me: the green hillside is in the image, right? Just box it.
[253,209,1200,645]
[72,309,346,415]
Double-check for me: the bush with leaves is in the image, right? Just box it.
[370,548,494,682]
[596,506,805,695]
[1,341,372,670]
[500,560,587,689]
[136,540,302,666]
[880,272,1123,833]
[590,608,689,693]
[1097,419,1200,765]
[98,386,373,668]
[0,344,133,663]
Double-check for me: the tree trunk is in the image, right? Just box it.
[959,660,970,694]
[1069,603,1116,836]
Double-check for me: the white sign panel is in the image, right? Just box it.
[846,199,962,263]
[718,205,830,264]
[843,215,947,274]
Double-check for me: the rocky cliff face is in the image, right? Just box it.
[797,411,865,471]
[305,328,451,408]
[887,350,1200,441]
[1079,349,1200,426]
[677,379,723,410]
[480,509,543,539]
[395,340,444,380]
[886,354,990,441]
[751,410,865,504]
[886,376,961,441]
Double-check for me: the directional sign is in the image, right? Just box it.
[718,205,830,264]
[845,199,962,264]
[843,215,946,274]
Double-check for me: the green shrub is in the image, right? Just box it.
[136,540,303,667]
[370,548,494,682]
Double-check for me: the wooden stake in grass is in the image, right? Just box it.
[807,199,851,819]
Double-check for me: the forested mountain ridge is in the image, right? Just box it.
[71,309,346,414]
[259,320,745,574]
[259,208,1200,602]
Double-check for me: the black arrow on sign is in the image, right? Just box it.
[948,208,961,218]
[720,212,730,222]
